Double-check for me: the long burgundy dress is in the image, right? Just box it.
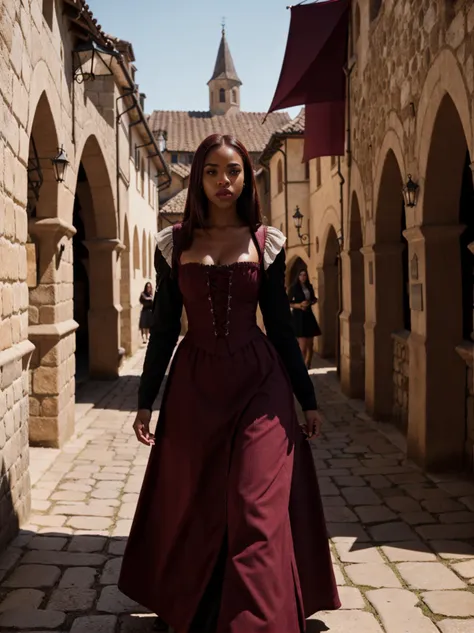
[118,223,340,632]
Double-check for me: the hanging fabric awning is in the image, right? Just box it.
[267,0,349,161]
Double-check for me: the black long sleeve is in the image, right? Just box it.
[137,249,183,410]
[259,250,318,411]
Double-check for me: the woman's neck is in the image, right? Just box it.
[206,204,241,228]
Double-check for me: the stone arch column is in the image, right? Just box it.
[120,215,132,356]
[340,193,365,398]
[365,149,408,421]
[317,226,339,359]
[408,94,471,470]
[27,92,78,448]
[74,135,122,380]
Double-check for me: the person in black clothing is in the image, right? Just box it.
[288,269,321,369]
[139,282,153,343]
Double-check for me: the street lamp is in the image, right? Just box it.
[292,205,310,255]
[51,146,69,183]
[73,39,119,84]
[402,174,419,208]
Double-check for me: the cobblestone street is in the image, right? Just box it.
[1,348,474,633]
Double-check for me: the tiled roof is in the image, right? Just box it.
[170,163,192,179]
[149,110,291,154]
[160,188,188,215]
[209,29,241,84]
[259,108,306,164]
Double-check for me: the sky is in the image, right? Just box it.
[89,0,300,118]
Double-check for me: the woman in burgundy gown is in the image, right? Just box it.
[118,134,340,632]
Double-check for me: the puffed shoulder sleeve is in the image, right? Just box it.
[263,226,287,270]
[137,233,183,411]
[259,247,318,412]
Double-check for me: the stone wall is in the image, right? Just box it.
[392,332,409,434]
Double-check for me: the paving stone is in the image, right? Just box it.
[58,483,93,492]
[322,495,346,507]
[422,498,467,513]
[385,496,422,513]
[3,564,61,588]
[113,521,133,537]
[327,523,371,541]
[333,476,366,487]
[97,585,149,613]
[332,564,346,585]
[335,539,384,564]
[429,541,474,560]
[336,586,365,609]
[119,614,158,632]
[307,609,383,632]
[438,481,474,496]
[53,504,115,517]
[439,512,474,524]
[108,540,127,556]
[369,521,418,542]
[101,558,123,585]
[397,562,466,590]
[451,560,474,578]
[70,615,118,633]
[355,505,397,524]
[28,514,67,527]
[67,517,113,531]
[0,607,66,629]
[27,536,68,551]
[90,489,122,500]
[48,587,97,611]
[438,619,474,633]
[0,548,23,572]
[68,535,107,553]
[364,475,391,489]
[461,496,474,511]
[403,511,436,525]
[345,563,402,588]
[342,487,382,506]
[416,523,474,540]
[382,542,437,562]
[51,491,88,501]
[0,588,45,611]
[23,550,106,567]
[318,480,339,496]
[367,588,439,633]
[422,591,474,617]
[324,506,358,522]
[403,485,451,500]
[59,567,97,588]
[118,504,137,520]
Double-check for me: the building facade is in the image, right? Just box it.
[266,0,474,474]
[0,0,168,551]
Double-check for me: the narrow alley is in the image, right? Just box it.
[0,349,473,633]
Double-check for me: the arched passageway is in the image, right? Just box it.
[409,94,473,471]
[318,226,339,359]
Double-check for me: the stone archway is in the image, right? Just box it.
[73,135,121,380]
[318,226,339,359]
[120,215,132,356]
[27,92,77,448]
[408,94,473,471]
[364,150,409,422]
[286,255,307,289]
[341,193,365,398]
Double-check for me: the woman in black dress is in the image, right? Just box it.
[288,269,321,369]
[139,282,153,343]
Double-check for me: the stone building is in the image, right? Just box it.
[0,0,169,550]
[148,27,290,227]
[266,0,474,474]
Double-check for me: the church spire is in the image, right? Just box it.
[208,24,242,115]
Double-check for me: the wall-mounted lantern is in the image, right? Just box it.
[73,39,119,84]
[402,174,419,208]
[51,146,69,183]
[292,205,310,255]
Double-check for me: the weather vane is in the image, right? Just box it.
[222,16,226,33]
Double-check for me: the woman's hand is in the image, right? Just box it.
[133,409,155,446]
[303,410,323,439]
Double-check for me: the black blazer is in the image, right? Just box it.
[288,282,317,306]
[138,248,318,412]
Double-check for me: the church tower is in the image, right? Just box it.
[208,25,242,116]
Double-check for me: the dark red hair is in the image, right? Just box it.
[181,134,262,248]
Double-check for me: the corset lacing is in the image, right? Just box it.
[206,269,234,337]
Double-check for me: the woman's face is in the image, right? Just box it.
[145,283,152,294]
[202,144,245,209]
[299,270,308,284]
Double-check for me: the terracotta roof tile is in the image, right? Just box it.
[170,163,192,179]
[160,188,188,215]
[279,107,305,134]
[149,110,290,154]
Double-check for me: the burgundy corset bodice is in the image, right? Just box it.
[178,261,261,355]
